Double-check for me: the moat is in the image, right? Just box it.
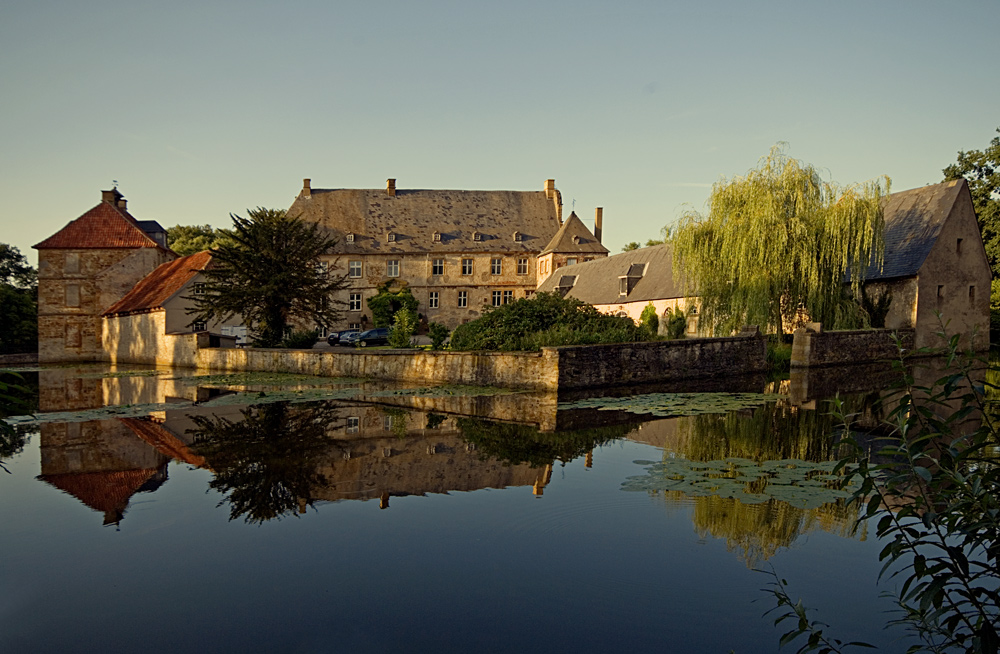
[1,364,921,653]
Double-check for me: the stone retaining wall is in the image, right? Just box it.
[0,353,39,366]
[791,326,914,368]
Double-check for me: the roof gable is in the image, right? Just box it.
[865,180,965,280]
[541,211,609,255]
[288,184,564,254]
[34,199,169,250]
[103,250,213,316]
[537,244,681,304]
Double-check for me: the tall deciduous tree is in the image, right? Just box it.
[672,147,889,336]
[166,224,236,256]
[943,127,1000,275]
[0,243,38,354]
[188,208,347,347]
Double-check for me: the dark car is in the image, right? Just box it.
[355,327,390,347]
[327,329,360,346]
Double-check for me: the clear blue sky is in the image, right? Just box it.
[3,0,998,263]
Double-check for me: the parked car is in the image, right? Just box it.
[355,327,391,347]
[327,329,360,346]
[340,330,364,347]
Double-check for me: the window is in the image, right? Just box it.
[513,231,522,242]
[619,278,629,296]
[387,260,400,277]
[192,321,207,332]
[349,261,362,278]
[503,290,513,304]
[517,258,529,275]
[957,238,963,255]
[348,322,361,330]
[567,258,577,266]
[346,233,355,243]
[429,291,439,309]
[461,258,473,275]
[347,416,359,434]
[970,285,976,306]
[349,293,362,311]
[387,232,396,243]
[65,253,79,274]
[193,282,206,295]
[491,258,502,275]
[473,232,482,241]
[433,232,441,243]
[492,291,502,306]
[432,259,444,276]
[458,291,468,308]
[937,285,945,302]
[65,284,80,308]
[383,415,393,431]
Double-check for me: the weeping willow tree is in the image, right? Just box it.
[672,147,890,335]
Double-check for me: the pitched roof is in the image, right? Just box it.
[287,183,566,254]
[536,244,684,304]
[541,211,609,255]
[864,179,966,280]
[103,250,212,316]
[120,417,209,469]
[37,468,162,525]
[34,196,170,251]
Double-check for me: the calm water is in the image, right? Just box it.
[1,365,918,653]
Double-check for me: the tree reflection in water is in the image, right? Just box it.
[457,417,632,467]
[189,401,346,523]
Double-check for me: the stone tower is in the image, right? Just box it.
[33,189,176,363]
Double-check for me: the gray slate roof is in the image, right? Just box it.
[287,185,573,255]
[864,179,965,280]
[536,244,684,304]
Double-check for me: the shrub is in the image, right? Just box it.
[367,282,419,328]
[449,292,643,351]
[639,303,659,338]
[387,308,417,348]
[281,329,318,349]
[664,307,687,340]
[428,322,450,350]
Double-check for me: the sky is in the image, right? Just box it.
[2,0,998,264]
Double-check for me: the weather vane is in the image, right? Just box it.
[112,179,118,189]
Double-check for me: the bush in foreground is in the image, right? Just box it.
[449,292,642,351]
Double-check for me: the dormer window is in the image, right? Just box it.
[572,235,581,245]
[513,231,522,242]
[346,233,355,243]
[433,232,442,243]
[473,231,482,241]
[387,232,396,243]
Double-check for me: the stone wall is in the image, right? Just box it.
[0,353,38,366]
[103,312,232,367]
[553,332,767,389]
[791,326,915,368]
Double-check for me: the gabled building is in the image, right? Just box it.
[287,178,607,329]
[33,189,177,362]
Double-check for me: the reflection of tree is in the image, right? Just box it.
[457,418,631,467]
[0,371,37,471]
[189,401,345,523]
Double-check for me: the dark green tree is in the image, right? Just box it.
[366,282,419,328]
[0,244,38,354]
[943,128,1000,275]
[166,224,236,256]
[187,208,348,347]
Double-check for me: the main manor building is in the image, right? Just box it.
[287,178,608,331]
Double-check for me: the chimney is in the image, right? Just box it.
[544,179,555,199]
[117,198,127,210]
[101,188,122,204]
[386,178,396,197]
[302,178,311,198]
[594,207,603,243]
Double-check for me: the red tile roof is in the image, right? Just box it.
[120,417,209,469]
[34,200,168,250]
[37,468,161,524]
[103,250,213,316]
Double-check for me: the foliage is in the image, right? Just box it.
[449,291,642,351]
[387,308,418,348]
[0,371,36,473]
[672,146,889,336]
[0,244,38,355]
[166,224,236,256]
[187,208,348,347]
[189,401,345,523]
[622,237,666,252]
[942,128,1000,277]
[367,282,419,328]
[639,303,660,337]
[457,417,631,468]
[767,340,792,373]
[281,329,319,349]
[664,307,687,340]
[428,322,450,350]
[858,287,893,329]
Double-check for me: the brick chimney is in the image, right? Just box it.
[386,178,396,197]
[101,188,123,204]
[544,179,556,199]
[302,178,311,198]
[594,207,603,243]
[117,197,127,210]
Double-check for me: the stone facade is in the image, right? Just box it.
[790,326,916,368]
[287,178,608,331]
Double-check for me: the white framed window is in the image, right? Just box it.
[349,261,362,278]
[347,416,360,434]
[492,291,502,306]
[491,258,501,275]
[432,259,444,276]
[192,321,207,332]
[387,232,396,243]
[503,290,513,304]
[513,231,522,242]
[387,260,400,277]
[567,258,577,266]
[433,232,441,243]
[458,291,468,308]
[346,233,355,243]
[429,291,439,309]
[517,258,529,275]
[348,322,362,330]
[473,231,482,241]
[383,415,393,431]
[193,282,206,295]
[461,258,473,275]
[349,293,362,311]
